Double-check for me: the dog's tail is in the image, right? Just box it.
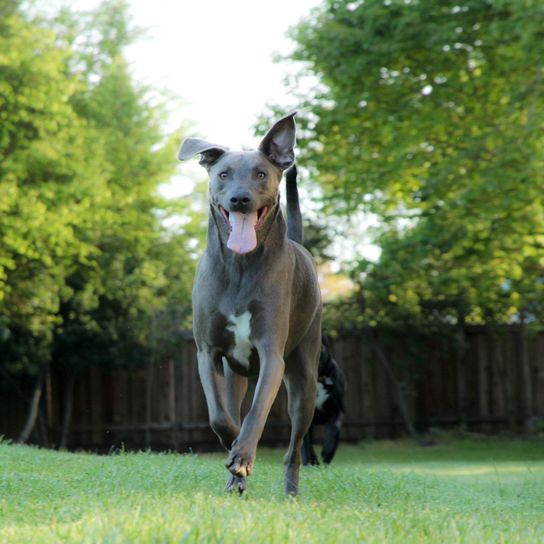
[285,165,303,244]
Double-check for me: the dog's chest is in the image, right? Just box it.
[225,311,253,369]
[315,378,333,411]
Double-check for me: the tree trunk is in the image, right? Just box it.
[44,363,53,429]
[37,411,50,448]
[16,371,44,444]
[59,371,76,450]
[372,343,417,439]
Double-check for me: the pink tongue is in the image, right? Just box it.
[227,211,258,254]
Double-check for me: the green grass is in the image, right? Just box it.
[1,437,543,543]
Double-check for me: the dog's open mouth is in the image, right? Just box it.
[219,206,268,229]
[218,206,269,255]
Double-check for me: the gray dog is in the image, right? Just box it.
[178,113,321,495]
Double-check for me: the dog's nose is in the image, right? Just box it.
[229,193,252,212]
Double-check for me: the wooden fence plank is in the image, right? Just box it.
[490,333,505,419]
[477,334,490,430]
[504,329,517,428]
[519,324,533,428]
[534,335,544,415]
[360,339,374,440]
[89,366,102,447]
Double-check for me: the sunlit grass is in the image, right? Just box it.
[0,437,543,543]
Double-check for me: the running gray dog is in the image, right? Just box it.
[178,113,321,495]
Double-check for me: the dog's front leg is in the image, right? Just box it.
[322,413,343,464]
[197,350,239,449]
[302,426,319,466]
[226,348,285,478]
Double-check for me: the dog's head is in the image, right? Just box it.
[178,113,296,255]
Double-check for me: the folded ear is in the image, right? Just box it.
[258,112,297,170]
[177,138,229,167]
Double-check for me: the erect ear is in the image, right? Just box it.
[258,112,297,170]
[177,138,229,168]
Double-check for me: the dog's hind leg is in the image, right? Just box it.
[283,359,318,494]
[283,320,320,495]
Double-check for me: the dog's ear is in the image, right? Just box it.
[177,138,229,168]
[259,112,297,170]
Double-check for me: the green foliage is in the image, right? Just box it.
[289,0,544,327]
[0,1,201,377]
[0,7,108,371]
[1,439,543,542]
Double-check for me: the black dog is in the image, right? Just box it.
[302,332,345,465]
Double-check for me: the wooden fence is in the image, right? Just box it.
[32,326,544,451]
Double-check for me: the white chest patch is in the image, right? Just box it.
[226,312,253,369]
[316,382,329,411]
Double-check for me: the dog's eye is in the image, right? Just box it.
[256,171,266,179]
[219,172,228,180]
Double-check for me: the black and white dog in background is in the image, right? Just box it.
[302,331,346,465]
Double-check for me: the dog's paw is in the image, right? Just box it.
[224,474,247,495]
[226,445,255,478]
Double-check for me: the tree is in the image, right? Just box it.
[0,6,108,372]
[0,1,202,444]
[288,0,544,325]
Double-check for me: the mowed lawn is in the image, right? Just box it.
[0,437,543,543]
